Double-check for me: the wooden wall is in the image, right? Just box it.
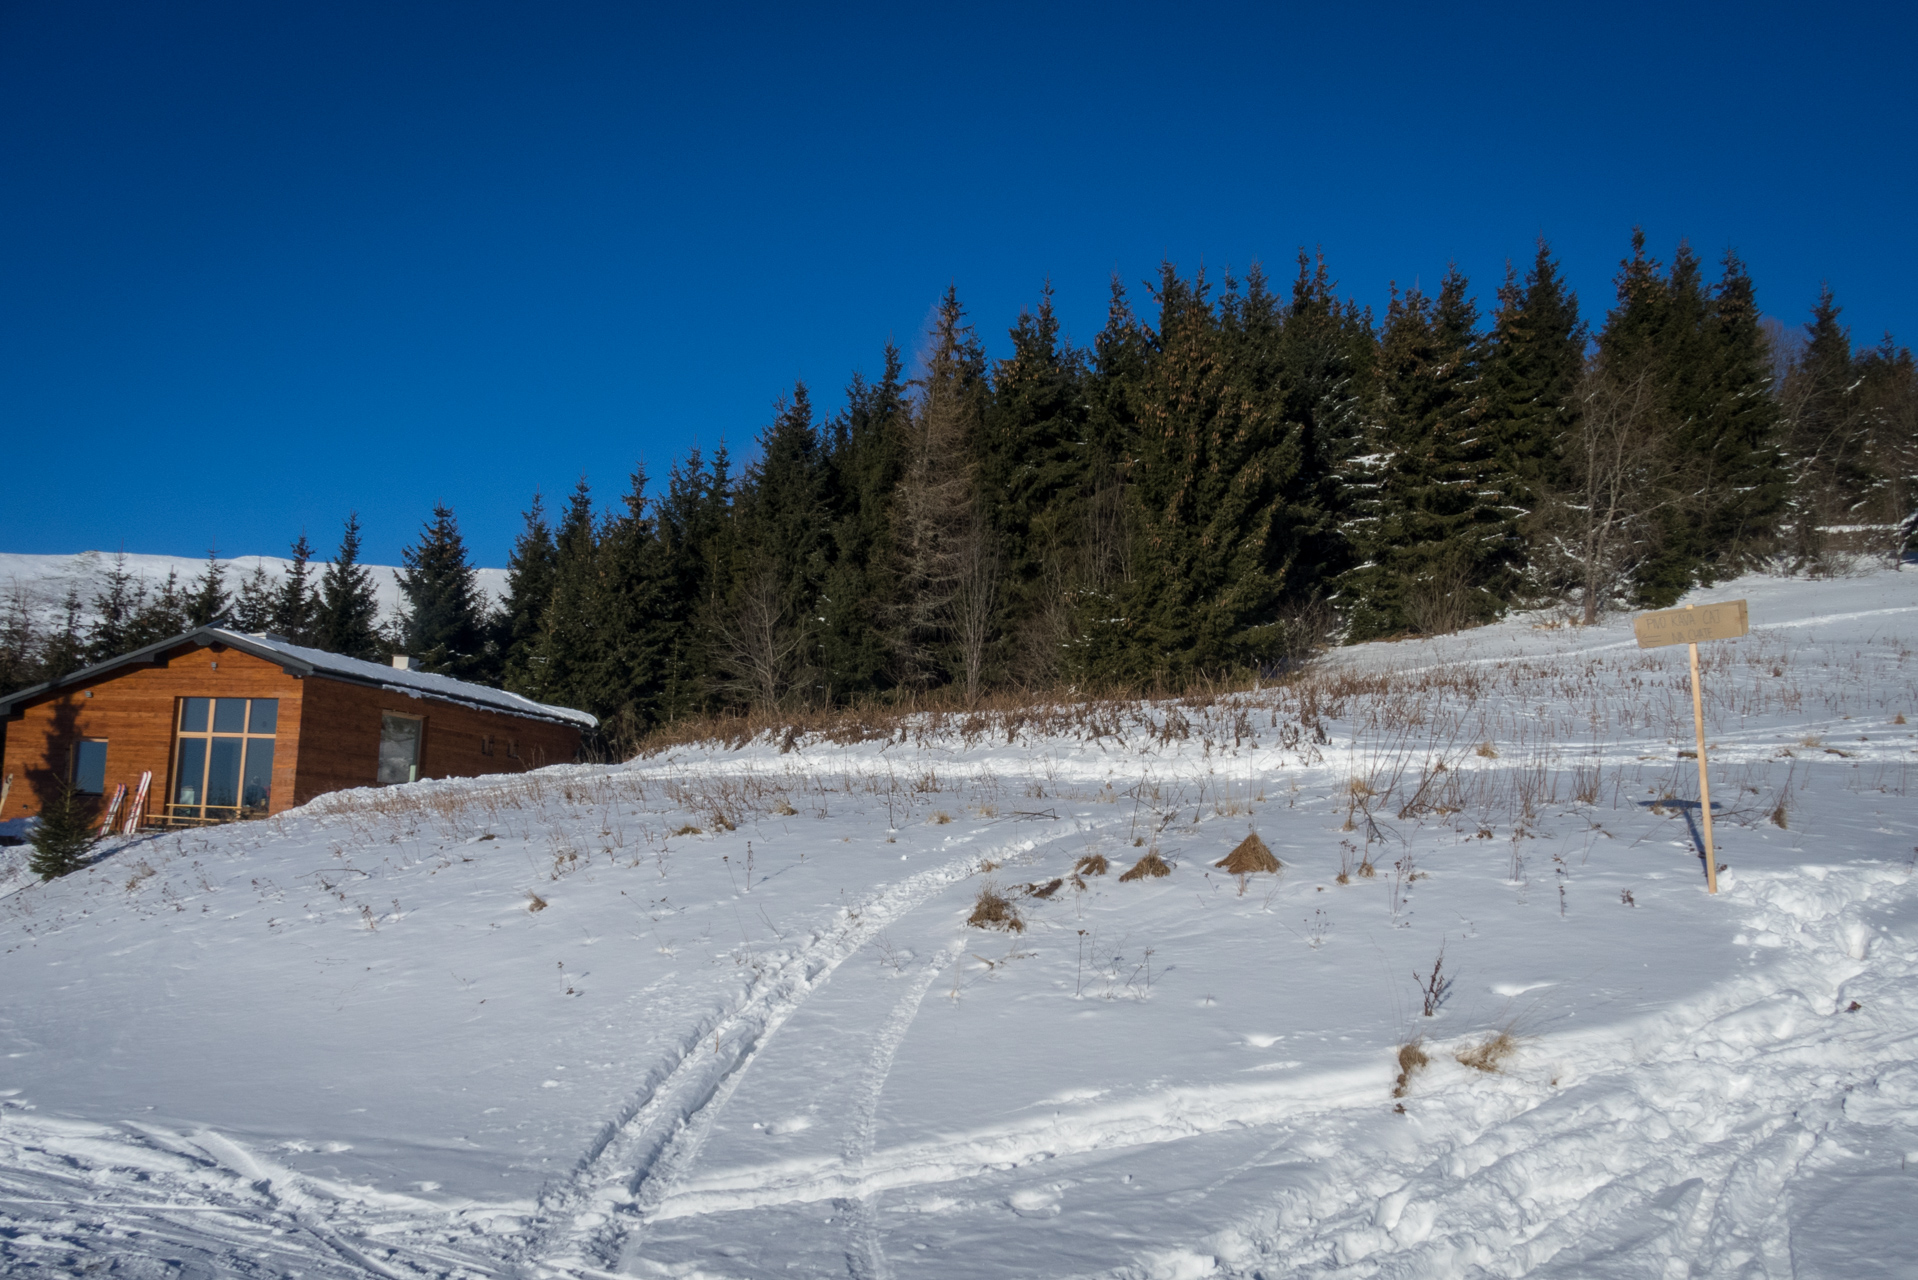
[2,645,584,823]
[290,679,583,804]
[0,643,307,823]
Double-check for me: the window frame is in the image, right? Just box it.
[168,696,279,823]
[71,738,109,795]
[377,712,426,786]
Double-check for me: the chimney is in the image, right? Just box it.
[391,655,413,671]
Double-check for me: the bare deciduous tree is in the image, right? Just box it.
[712,566,803,710]
[1541,366,1677,624]
[945,509,1000,705]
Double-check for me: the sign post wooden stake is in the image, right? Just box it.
[1634,598,1748,894]
[1684,608,1718,894]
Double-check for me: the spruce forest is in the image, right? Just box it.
[7,234,1916,750]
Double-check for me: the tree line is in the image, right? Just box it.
[4,232,1914,750]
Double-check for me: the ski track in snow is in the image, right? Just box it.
[525,830,1061,1276]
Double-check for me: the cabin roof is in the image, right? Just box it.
[0,627,599,729]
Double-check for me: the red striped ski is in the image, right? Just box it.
[123,771,152,835]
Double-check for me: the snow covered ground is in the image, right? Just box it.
[2,569,1916,1277]
[0,550,509,633]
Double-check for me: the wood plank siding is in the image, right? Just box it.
[0,641,304,824]
[1,641,584,825]
[288,678,582,805]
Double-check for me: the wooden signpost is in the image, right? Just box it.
[1633,599,1750,893]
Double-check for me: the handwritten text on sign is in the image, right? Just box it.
[1632,599,1749,649]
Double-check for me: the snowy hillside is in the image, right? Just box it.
[2,570,1917,1277]
[0,550,510,631]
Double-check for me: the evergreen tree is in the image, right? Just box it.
[314,514,383,660]
[593,466,677,741]
[231,562,276,632]
[527,480,602,707]
[85,553,145,662]
[892,288,989,689]
[713,386,829,709]
[128,571,189,647]
[1600,235,1786,602]
[397,504,493,681]
[499,494,558,693]
[1272,252,1372,619]
[41,587,85,681]
[650,447,732,720]
[0,582,41,698]
[980,283,1091,683]
[1110,264,1302,681]
[272,534,319,643]
[1339,268,1511,639]
[1481,241,1584,550]
[186,547,230,627]
[820,349,908,700]
[28,784,95,880]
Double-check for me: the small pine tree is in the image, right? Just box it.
[186,547,230,626]
[314,514,383,660]
[29,784,95,880]
[272,533,320,643]
[231,562,276,632]
[397,503,493,682]
[499,495,558,692]
[86,552,146,662]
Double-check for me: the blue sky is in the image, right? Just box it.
[3,1,1912,568]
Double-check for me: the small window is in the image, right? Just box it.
[507,739,519,760]
[378,714,424,785]
[481,735,494,757]
[72,739,108,795]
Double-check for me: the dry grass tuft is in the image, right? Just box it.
[1118,851,1172,882]
[1074,853,1110,877]
[1392,1041,1429,1098]
[966,884,1025,932]
[1024,878,1064,899]
[1897,713,1909,725]
[1215,832,1280,875]
[1455,1030,1518,1074]
[671,824,703,837]
[931,810,953,825]
[1475,741,1498,759]
[526,891,549,913]
[1771,803,1788,829]
[773,800,798,816]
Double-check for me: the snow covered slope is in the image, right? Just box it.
[2,570,1916,1277]
[0,550,509,628]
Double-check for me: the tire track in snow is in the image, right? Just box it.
[524,832,1056,1275]
[841,938,966,1280]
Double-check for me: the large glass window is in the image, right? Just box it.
[72,739,108,795]
[171,697,278,821]
[378,714,423,785]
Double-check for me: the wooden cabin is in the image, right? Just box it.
[0,627,594,827]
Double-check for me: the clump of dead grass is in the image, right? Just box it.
[1455,1030,1518,1074]
[1118,850,1172,882]
[526,890,549,913]
[1215,832,1280,875]
[1392,1041,1429,1098]
[966,884,1025,932]
[1023,878,1064,899]
[931,810,953,825]
[1771,803,1788,829]
[1074,853,1109,877]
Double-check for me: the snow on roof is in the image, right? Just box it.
[207,630,598,729]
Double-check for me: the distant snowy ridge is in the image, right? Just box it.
[0,550,509,629]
